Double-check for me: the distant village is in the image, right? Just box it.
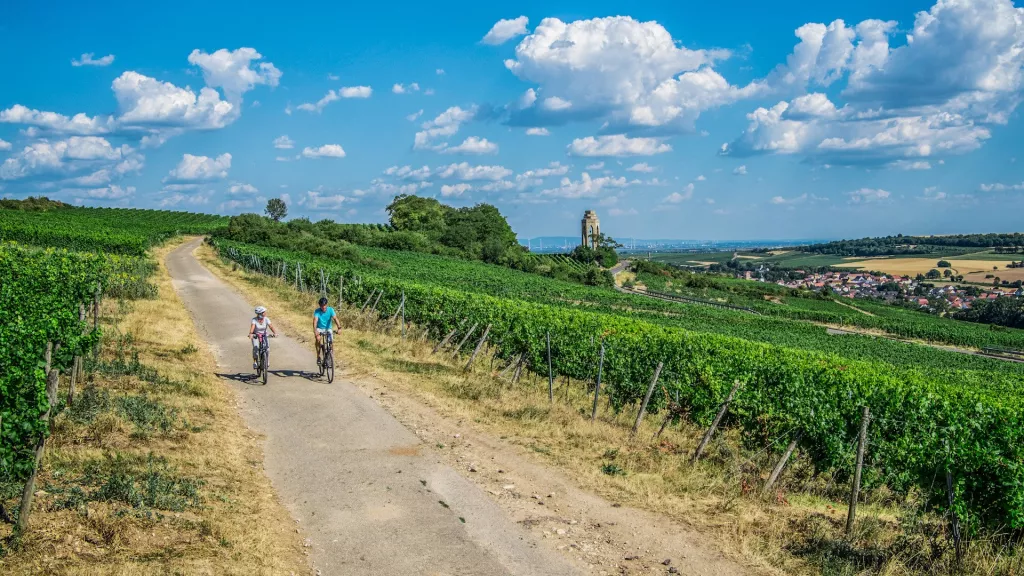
[741,269,1023,311]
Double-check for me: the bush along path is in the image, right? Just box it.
[213,239,1024,538]
[168,239,582,576]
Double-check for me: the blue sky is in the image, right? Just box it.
[1,0,1023,241]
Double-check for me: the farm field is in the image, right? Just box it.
[652,247,1023,274]
[964,267,1024,283]
[838,256,1019,276]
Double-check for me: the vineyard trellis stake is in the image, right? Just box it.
[546,332,553,403]
[631,361,664,436]
[368,290,384,316]
[845,406,870,536]
[590,340,606,421]
[464,324,491,371]
[433,324,461,354]
[360,289,376,312]
[764,432,802,493]
[17,343,58,532]
[692,379,742,463]
[451,323,478,357]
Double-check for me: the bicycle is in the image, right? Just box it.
[254,333,274,385]
[318,329,336,383]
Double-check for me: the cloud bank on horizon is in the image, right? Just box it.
[1,0,1023,240]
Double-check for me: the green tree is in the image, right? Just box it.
[386,194,449,239]
[265,198,288,221]
[926,268,941,279]
[943,269,952,278]
[937,260,951,268]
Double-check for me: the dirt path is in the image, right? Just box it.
[166,239,580,576]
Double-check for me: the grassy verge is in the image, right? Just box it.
[197,243,1023,576]
[0,239,309,575]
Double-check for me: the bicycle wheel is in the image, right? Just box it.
[325,345,335,383]
[261,348,269,385]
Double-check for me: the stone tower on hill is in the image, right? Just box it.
[581,210,600,249]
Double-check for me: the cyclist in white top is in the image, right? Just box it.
[247,306,278,369]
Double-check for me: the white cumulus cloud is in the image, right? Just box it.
[273,135,294,149]
[662,184,695,204]
[437,162,512,181]
[540,172,628,198]
[393,83,421,94]
[627,162,655,173]
[2,47,278,147]
[526,127,549,136]
[482,16,529,45]
[164,153,232,183]
[441,183,472,197]
[568,135,671,157]
[847,187,890,203]
[187,48,281,102]
[228,182,258,194]
[440,136,498,155]
[505,16,753,131]
[340,86,373,98]
[72,53,115,67]
[414,106,477,150]
[302,144,346,159]
[724,0,1024,168]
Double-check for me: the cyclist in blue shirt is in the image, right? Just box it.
[314,297,340,368]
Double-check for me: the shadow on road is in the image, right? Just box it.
[215,370,325,385]
[270,369,322,381]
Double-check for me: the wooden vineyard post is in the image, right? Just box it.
[464,324,491,371]
[400,290,406,339]
[845,406,870,536]
[498,353,523,379]
[947,467,963,565]
[692,379,742,463]
[546,332,553,403]
[451,323,478,357]
[92,283,101,356]
[512,356,527,385]
[338,275,344,308]
[389,293,406,324]
[590,340,606,421]
[368,290,384,317]
[70,302,87,405]
[631,361,664,436]
[18,344,58,532]
[360,290,376,312]
[433,325,460,354]
[763,432,802,493]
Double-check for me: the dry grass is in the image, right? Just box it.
[964,268,1024,283]
[197,243,1024,576]
[0,238,309,576]
[841,257,1018,276]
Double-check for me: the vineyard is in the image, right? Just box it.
[0,206,228,255]
[214,238,1024,531]
[1,245,105,484]
[214,239,1024,378]
[0,205,225,532]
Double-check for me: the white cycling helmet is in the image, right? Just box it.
[254,306,267,315]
